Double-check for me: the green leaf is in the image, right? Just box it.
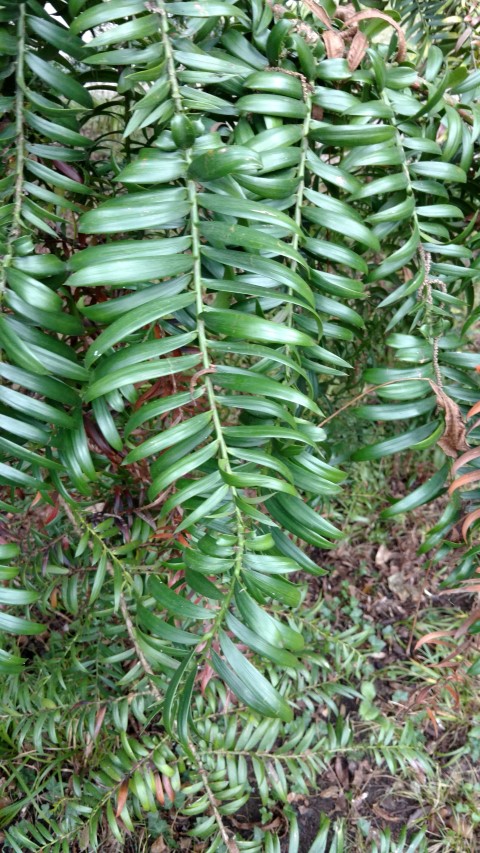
[200,221,305,266]
[163,652,195,738]
[409,162,467,182]
[352,421,440,461]
[354,397,436,421]
[148,576,214,620]
[244,70,303,99]
[237,94,306,119]
[70,0,147,33]
[69,237,190,272]
[416,204,463,219]
[79,189,188,234]
[85,354,201,401]
[124,412,212,463]
[84,292,195,366]
[201,247,314,306]
[202,308,315,346]
[137,604,198,645]
[303,237,368,274]
[188,146,261,180]
[167,1,248,19]
[219,460,296,496]
[174,49,252,76]
[306,149,362,194]
[148,440,219,500]
[115,151,186,185]
[24,111,92,147]
[198,193,300,234]
[0,611,44,635]
[26,159,91,195]
[303,189,380,251]
[368,226,420,280]
[0,650,24,674]
[226,613,300,669]
[214,632,293,722]
[214,367,321,415]
[381,463,449,518]
[125,386,203,436]
[27,14,87,60]
[68,254,192,288]
[350,172,408,200]
[25,53,93,108]
[88,14,159,47]
[311,124,395,146]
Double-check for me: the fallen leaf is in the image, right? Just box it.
[375,543,393,567]
[372,803,403,823]
[318,785,341,798]
[151,837,167,853]
[388,571,410,602]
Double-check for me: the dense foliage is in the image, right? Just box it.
[0,0,478,849]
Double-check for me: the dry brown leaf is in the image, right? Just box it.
[467,417,480,435]
[347,30,368,70]
[438,579,480,594]
[93,705,107,740]
[116,779,129,818]
[423,638,472,668]
[453,608,480,639]
[162,773,175,802]
[449,469,480,495]
[445,684,460,707]
[151,837,167,853]
[462,508,480,541]
[375,543,392,567]
[467,400,480,419]
[414,629,455,651]
[154,773,165,806]
[426,708,439,738]
[372,803,403,823]
[334,4,356,22]
[318,785,341,798]
[428,380,468,458]
[456,28,472,52]
[452,445,480,476]
[302,0,332,29]
[342,10,407,62]
[322,30,345,59]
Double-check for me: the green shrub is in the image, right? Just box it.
[0,0,478,849]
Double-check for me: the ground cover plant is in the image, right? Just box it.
[0,0,479,849]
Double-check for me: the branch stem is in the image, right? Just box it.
[1,2,26,295]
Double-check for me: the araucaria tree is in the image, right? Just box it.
[0,0,479,850]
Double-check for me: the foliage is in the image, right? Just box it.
[0,0,479,848]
